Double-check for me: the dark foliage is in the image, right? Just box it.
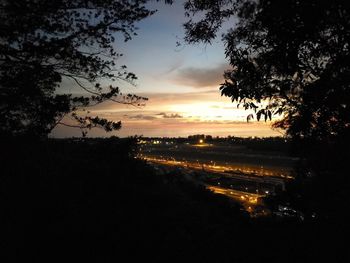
[1,139,347,262]
[184,0,350,142]
[0,0,157,137]
[183,0,350,222]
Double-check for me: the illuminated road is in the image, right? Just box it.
[140,153,294,179]
[140,154,293,215]
[140,142,297,178]
[145,156,270,214]
[206,185,262,204]
[141,156,291,187]
[139,141,296,215]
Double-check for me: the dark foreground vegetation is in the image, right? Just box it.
[1,1,349,261]
[1,138,348,262]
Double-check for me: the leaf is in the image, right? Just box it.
[246,114,254,122]
[257,110,262,121]
[250,102,258,109]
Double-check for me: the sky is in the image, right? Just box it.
[51,1,282,138]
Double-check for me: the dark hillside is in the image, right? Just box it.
[0,138,347,262]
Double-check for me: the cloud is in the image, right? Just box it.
[157,112,183,119]
[161,58,184,75]
[88,89,222,112]
[210,105,234,110]
[127,114,157,121]
[125,112,184,120]
[173,63,230,88]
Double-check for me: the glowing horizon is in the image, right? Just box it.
[51,1,283,138]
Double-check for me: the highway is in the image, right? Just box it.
[206,185,263,205]
[139,140,296,215]
[142,156,290,215]
[142,155,291,189]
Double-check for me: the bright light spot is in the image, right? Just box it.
[249,198,258,204]
[199,139,204,143]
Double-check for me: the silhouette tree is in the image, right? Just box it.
[183,0,350,221]
[0,0,173,138]
[183,0,350,142]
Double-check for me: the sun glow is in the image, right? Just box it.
[169,102,251,122]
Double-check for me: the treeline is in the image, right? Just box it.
[144,135,292,153]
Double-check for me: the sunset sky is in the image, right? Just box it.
[52,1,282,138]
